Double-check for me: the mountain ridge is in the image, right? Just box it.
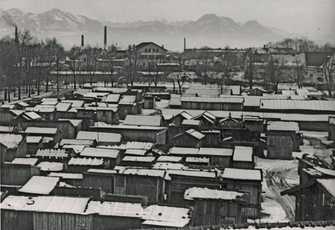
[0,8,287,50]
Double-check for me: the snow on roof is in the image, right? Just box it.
[94,87,128,94]
[0,134,23,149]
[37,162,64,172]
[0,125,14,133]
[25,127,57,135]
[119,95,136,105]
[123,115,161,126]
[11,158,38,166]
[198,147,233,157]
[86,201,143,218]
[314,167,335,177]
[185,157,210,164]
[59,138,94,147]
[48,172,83,180]
[157,155,183,163]
[153,162,187,170]
[267,121,299,132]
[329,116,335,125]
[96,124,166,131]
[22,112,41,120]
[122,156,156,163]
[185,129,205,140]
[260,99,335,112]
[142,205,190,228]
[233,146,253,162]
[33,105,55,113]
[178,111,193,120]
[0,195,89,214]
[76,131,122,143]
[26,136,42,144]
[169,147,199,156]
[19,176,59,195]
[62,100,84,108]
[169,94,182,107]
[122,168,169,179]
[317,179,335,197]
[182,119,200,126]
[103,94,121,103]
[124,149,147,156]
[221,168,262,181]
[41,98,58,105]
[55,102,71,112]
[68,157,104,166]
[125,141,154,150]
[184,187,244,200]
[181,96,244,104]
[36,149,68,158]
[80,147,119,159]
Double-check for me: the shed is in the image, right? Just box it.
[123,115,162,126]
[220,168,262,218]
[232,146,255,169]
[184,187,246,225]
[267,121,300,159]
[80,147,120,168]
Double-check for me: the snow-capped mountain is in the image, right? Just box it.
[0,8,288,49]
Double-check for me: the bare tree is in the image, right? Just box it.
[322,55,335,97]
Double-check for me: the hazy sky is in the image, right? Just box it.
[0,0,334,36]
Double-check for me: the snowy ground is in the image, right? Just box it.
[254,131,332,223]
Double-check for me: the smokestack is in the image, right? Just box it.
[183,37,186,51]
[81,34,84,48]
[14,25,19,44]
[104,26,107,49]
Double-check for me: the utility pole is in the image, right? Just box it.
[56,57,60,100]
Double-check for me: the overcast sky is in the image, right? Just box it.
[0,0,334,36]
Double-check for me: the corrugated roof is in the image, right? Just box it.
[80,147,119,159]
[19,176,59,195]
[184,187,244,200]
[36,149,68,158]
[68,157,104,166]
[122,156,156,162]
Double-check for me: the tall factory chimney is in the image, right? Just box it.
[183,37,186,51]
[14,25,19,44]
[104,26,107,50]
[81,34,84,48]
